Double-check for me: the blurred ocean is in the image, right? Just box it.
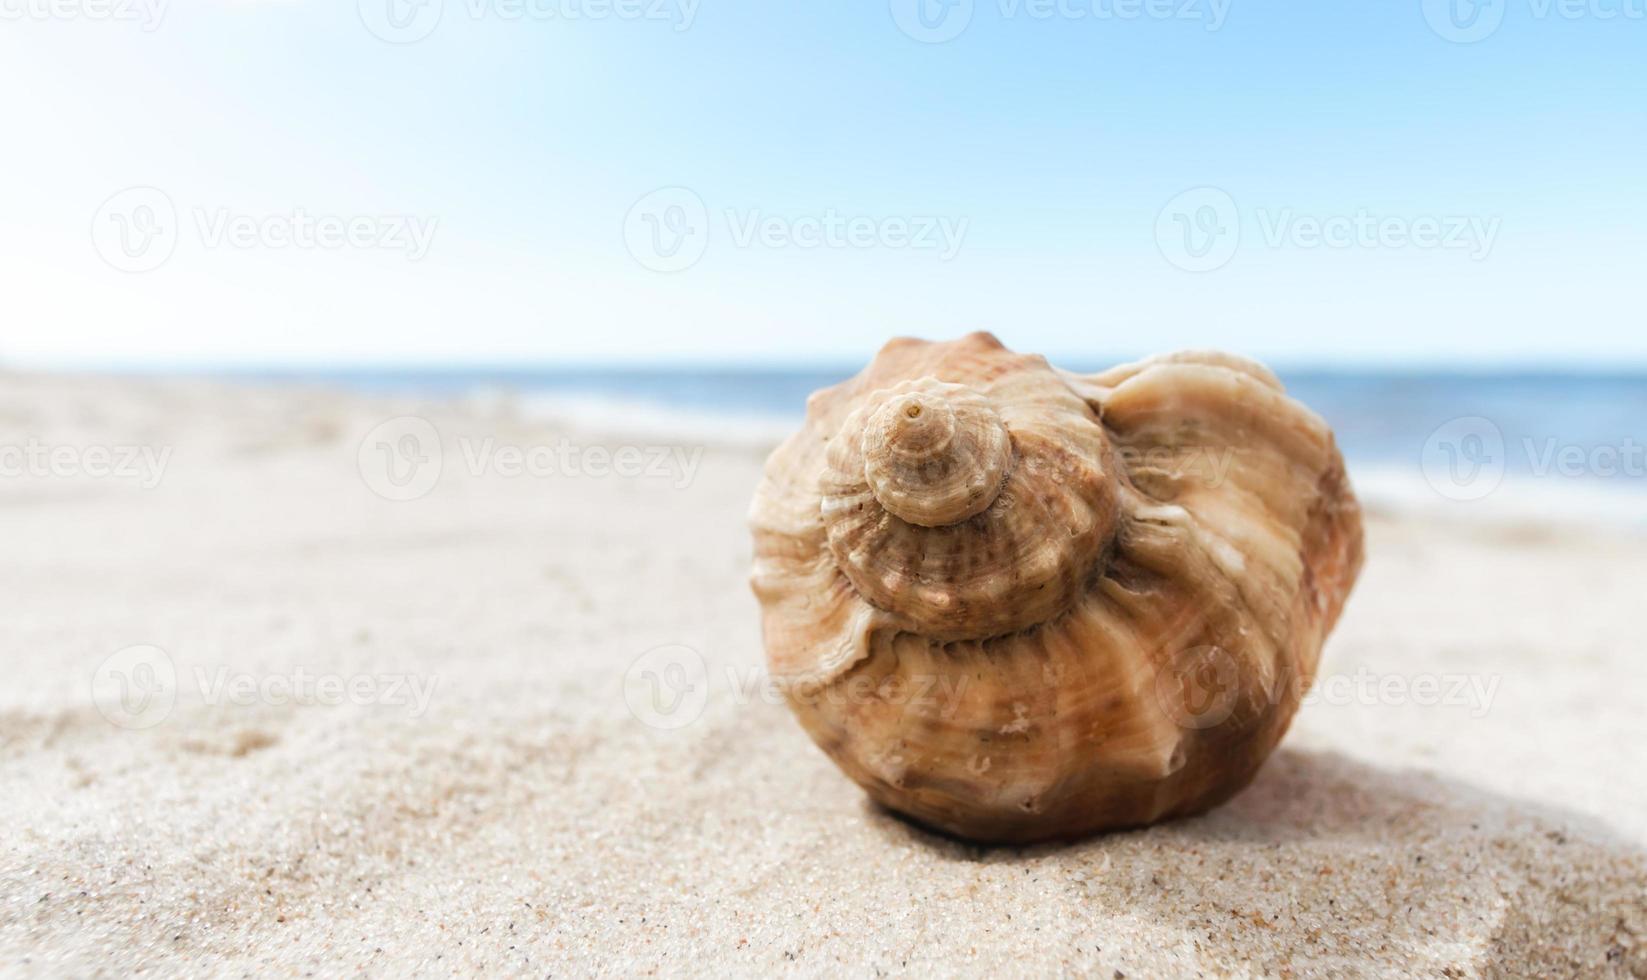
[233,366,1647,524]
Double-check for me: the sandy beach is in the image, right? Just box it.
[1,374,1643,978]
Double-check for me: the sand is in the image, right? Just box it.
[0,374,1642,978]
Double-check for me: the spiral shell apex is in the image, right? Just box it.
[855,380,1011,528]
[749,333,1365,843]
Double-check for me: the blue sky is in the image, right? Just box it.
[1,0,1642,367]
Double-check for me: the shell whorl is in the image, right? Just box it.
[819,369,1119,644]
[859,381,1012,527]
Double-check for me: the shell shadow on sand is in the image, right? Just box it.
[865,748,1647,977]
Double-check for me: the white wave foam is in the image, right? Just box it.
[512,392,796,450]
[1351,465,1647,529]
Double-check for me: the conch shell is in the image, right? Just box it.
[749,333,1363,843]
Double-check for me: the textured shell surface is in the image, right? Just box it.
[748,333,1365,843]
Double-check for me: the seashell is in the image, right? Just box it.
[748,333,1364,843]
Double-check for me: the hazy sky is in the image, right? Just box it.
[2,0,1643,367]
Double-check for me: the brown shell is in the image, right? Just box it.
[748,333,1364,843]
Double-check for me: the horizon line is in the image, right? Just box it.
[8,356,1647,378]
